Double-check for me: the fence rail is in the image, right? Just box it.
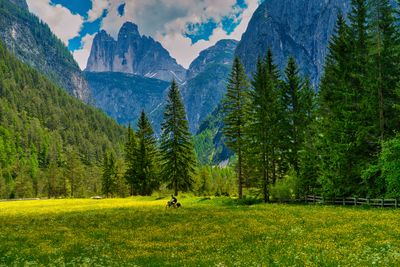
[275,195,400,208]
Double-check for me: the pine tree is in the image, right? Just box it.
[247,51,281,202]
[102,152,116,197]
[64,148,84,198]
[265,50,287,184]
[102,153,110,197]
[160,80,196,196]
[319,14,352,197]
[124,124,137,195]
[297,79,319,196]
[367,0,400,141]
[319,7,370,197]
[222,57,250,199]
[282,57,314,176]
[135,111,159,195]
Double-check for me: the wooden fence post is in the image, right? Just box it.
[381,198,384,208]
[395,199,398,209]
[354,198,357,206]
[343,197,345,206]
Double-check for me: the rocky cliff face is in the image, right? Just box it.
[85,71,170,134]
[86,22,186,82]
[235,0,351,86]
[0,0,91,102]
[182,39,238,132]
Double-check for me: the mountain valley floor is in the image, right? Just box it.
[0,197,399,266]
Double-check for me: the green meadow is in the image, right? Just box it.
[0,197,399,266]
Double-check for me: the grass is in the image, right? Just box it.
[0,197,400,266]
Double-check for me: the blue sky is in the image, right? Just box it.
[27,0,261,69]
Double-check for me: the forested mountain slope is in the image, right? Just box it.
[0,0,91,101]
[0,41,125,199]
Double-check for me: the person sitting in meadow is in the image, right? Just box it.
[166,195,181,208]
[169,195,177,206]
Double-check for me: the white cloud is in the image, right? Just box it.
[73,34,96,69]
[157,0,260,68]
[87,0,110,22]
[26,0,84,45]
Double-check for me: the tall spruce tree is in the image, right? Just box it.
[248,50,282,202]
[124,125,138,195]
[319,14,354,197]
[319,5,370,197]
[102,152,116,197]
[222,57,250,199]
[297,79,319,196]
[282,57,303,176]
[135,111,159,195]
[367,0,400,141]
[160,80,196,196]
[281,57,315,177]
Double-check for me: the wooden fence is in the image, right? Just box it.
[275,195,400,208]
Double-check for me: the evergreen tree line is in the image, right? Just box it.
[222,53,315,202]
[223,0,400,200]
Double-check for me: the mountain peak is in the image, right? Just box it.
[118,22,140,38]
[86,22,186,82]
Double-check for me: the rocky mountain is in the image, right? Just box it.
[86,22,186,82]
[0,0,91,101]
[85,72,169,134]
[235,0,351,86]
[182,39,238,132]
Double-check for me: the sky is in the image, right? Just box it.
[26,0,262,70]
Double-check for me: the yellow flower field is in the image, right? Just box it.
[0,197,399,266]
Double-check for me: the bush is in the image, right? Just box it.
[379,137,400,198]
[270,173,298,200]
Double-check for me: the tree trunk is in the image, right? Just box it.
[264,152,269,203]
[238,150,243,199]
[174,180,178,196]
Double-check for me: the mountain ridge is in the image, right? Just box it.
[86,22,186,82]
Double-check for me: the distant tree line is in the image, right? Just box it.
[222,0,400,201]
